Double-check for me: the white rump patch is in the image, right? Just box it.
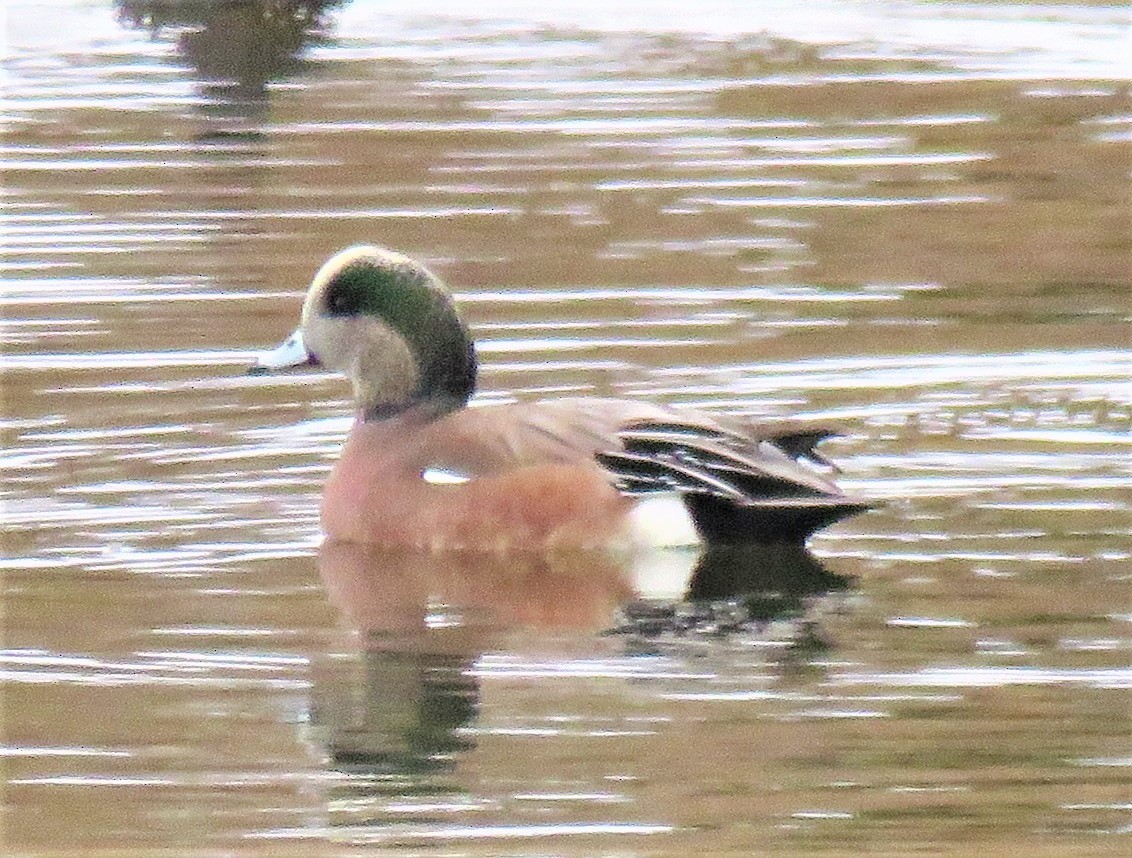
[631,548,700,601]
[627,493,700,549]
[421,466,472,485]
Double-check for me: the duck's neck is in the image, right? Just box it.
[362,327,477,423]
[361,392,465,423]
[418,331,477,413]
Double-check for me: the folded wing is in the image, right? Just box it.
[596,418,871,543]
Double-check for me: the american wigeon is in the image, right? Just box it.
[252,245,871,550]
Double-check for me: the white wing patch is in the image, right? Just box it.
[421,466,473,485]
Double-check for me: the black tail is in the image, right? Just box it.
[684,494,873,544]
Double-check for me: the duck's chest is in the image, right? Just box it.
[320,426,636,550]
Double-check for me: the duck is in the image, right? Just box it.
[251,244,872,551]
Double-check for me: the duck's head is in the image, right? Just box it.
[252,245,476,419]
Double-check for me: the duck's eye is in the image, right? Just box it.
[324,269,368,316]
[326,287,353,315]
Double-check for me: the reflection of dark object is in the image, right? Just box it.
[610,543,851,638]
[689,542,851,616]
[116,1,344,109]
[788,620,834,658]
[319,650,478,779]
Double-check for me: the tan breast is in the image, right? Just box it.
[320,406,642,550]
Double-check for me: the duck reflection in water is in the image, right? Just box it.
[311,543,637,786]
[311,542,852,789]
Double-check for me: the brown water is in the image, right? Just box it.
[2,1,1130,854]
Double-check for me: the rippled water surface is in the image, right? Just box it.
[2,0,1130,853]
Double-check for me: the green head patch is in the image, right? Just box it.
[317,250,477,416]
